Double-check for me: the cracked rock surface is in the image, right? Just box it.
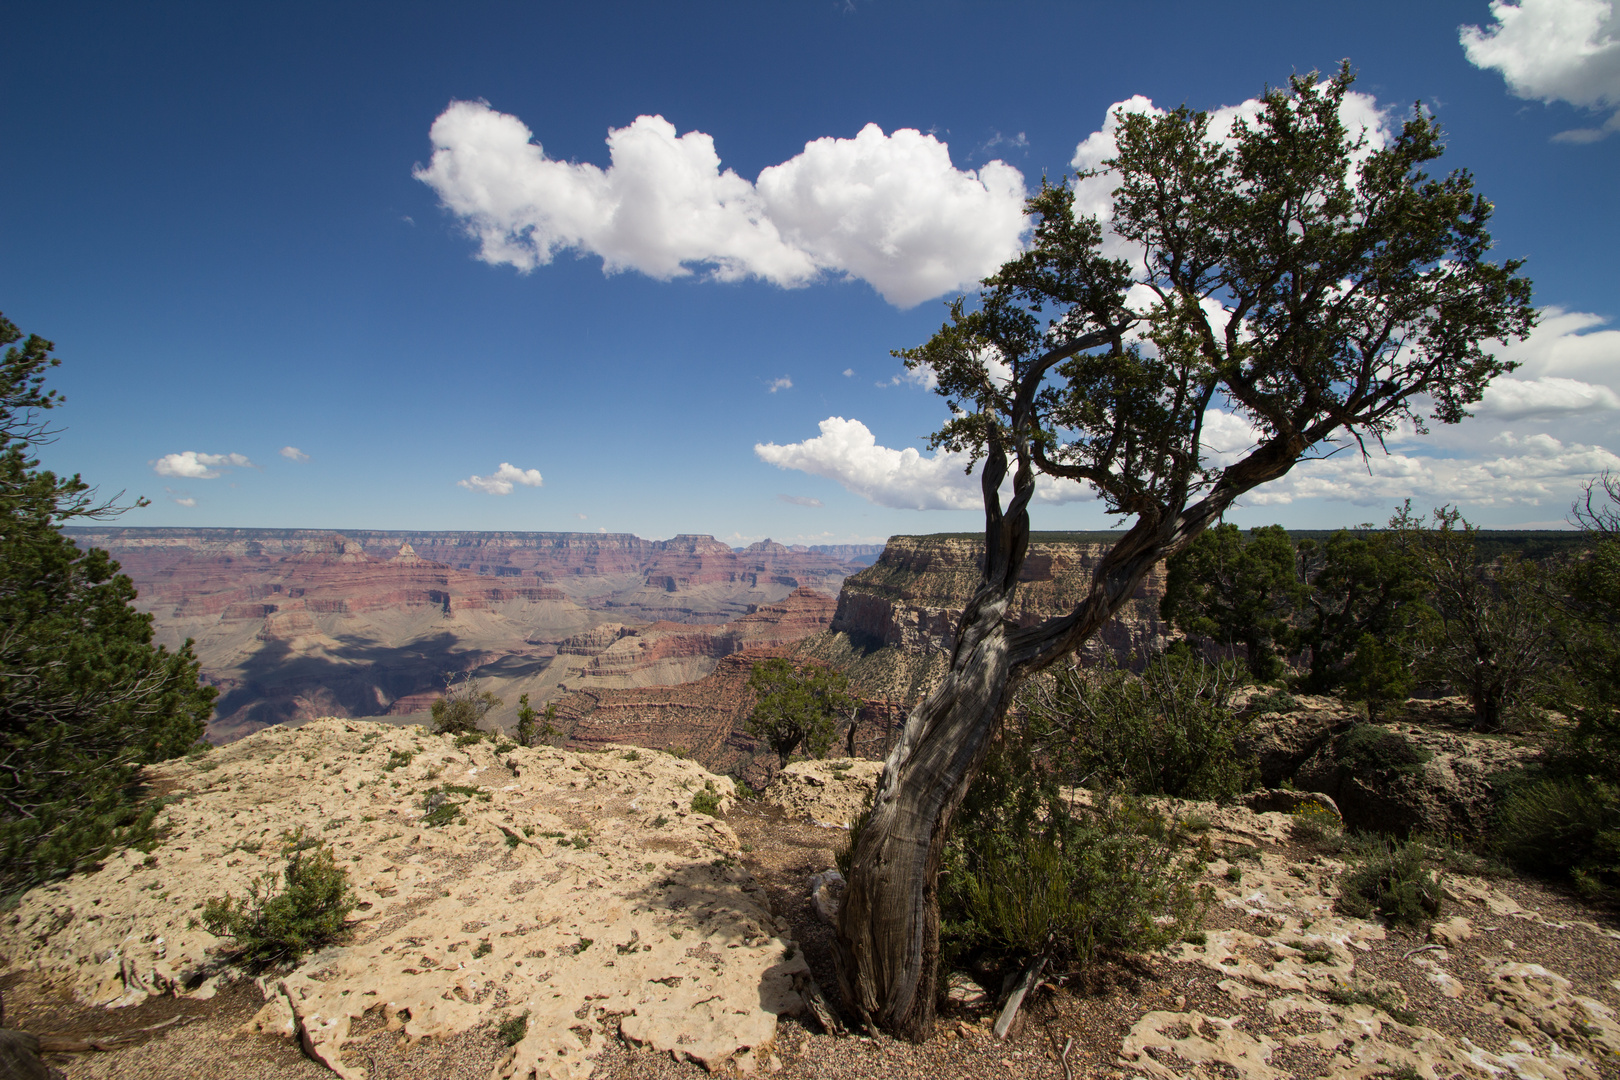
[0,720,807,1079]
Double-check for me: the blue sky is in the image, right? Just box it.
[3,0,1618,544]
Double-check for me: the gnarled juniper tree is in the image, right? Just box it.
[832,66,1533,1039]
[0,315,216,894]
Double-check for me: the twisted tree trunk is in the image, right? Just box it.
[833,441,1295,1039]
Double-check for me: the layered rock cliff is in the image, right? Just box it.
[827,533,1169,659]
[62,528,864,743]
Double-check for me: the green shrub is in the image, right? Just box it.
[691,781,722,817]
[420,784,483,828]
[499,1011,529,1046]
[1335,724,1431,777]
[1023,652,1257,802]
[201,828,356,967]
[938,738,1211,976]
[431,674,500,736]
[1247,689,1299,716]
[1326,985,1417,1026]
[454,732,485,747]
[383,749,413,772]
[1493,773,1620,895]
[1290,803,1345,846]
[1335,835,1441,926]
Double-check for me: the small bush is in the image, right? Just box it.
[1335,725,1431,777]
[691,781,722,817]
[939,737,1211,976]
[1290,803,1344,846]
[1493,773,1620,894]
[201,828,356,967]
[1326,985,1417,1026]
[622,750,641,762]
[499,1011,529,1046]
[454,732,485,748]
[472,940,491,959]
[1023,652,1257,802]
[431,674,501,736]
[1335,835,1441,926]
[383,749,414,772]
[420,784,482,828]
[1247,689,1299,716]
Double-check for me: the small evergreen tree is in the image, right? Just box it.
[513,693,561,747]
[430,673,501,735]
[1393,503,1558,730]
[0,315,216,894]
[1161,524,1304,680]
[745,657,856,767]
[1295,526,1428,702]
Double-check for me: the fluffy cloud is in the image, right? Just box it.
[1492,305,1620,384]
[458,462,543,496]
[755,417,1090,511]
[778,494,823,507]
[1477,375,1620,419]
[1462,0,1620,140]
[279,446,310,462]
[768,377,792,393]
[415,102,1027,307]
[151,451,254,479]
[1245,431,1620,508]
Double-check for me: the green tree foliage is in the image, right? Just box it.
[513,693,560,748]
[202,828,356,967]
[1556,473,1620,764]
[430,674,501,735]
[745,657,856,767]
[0,315,216,894]
[1022,652,1255,802]
[1295,528,1428,707]
[1491,474,1620,895]
[837,64,1533,1039]
[1161,524,1304,680]
[1393,503,1559,730]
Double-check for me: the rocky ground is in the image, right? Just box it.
[2,722,1618,1080]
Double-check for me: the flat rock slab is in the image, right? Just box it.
[1116,792,1620,1080]
[0,720,808,1079]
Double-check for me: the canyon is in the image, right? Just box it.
[559,532,1171,783]
[65,528,877,743]
[66,528,1168,769]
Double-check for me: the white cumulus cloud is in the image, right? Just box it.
[151,451,255,479]
[1462,0,1620,140]
[279,446,310,462]
[1244,431,1620,507]
[768,376,793,393]
[458,462,544,496]
[755,416,1089,511]
[1478,375,1620,419]
[415,101,1027,307]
